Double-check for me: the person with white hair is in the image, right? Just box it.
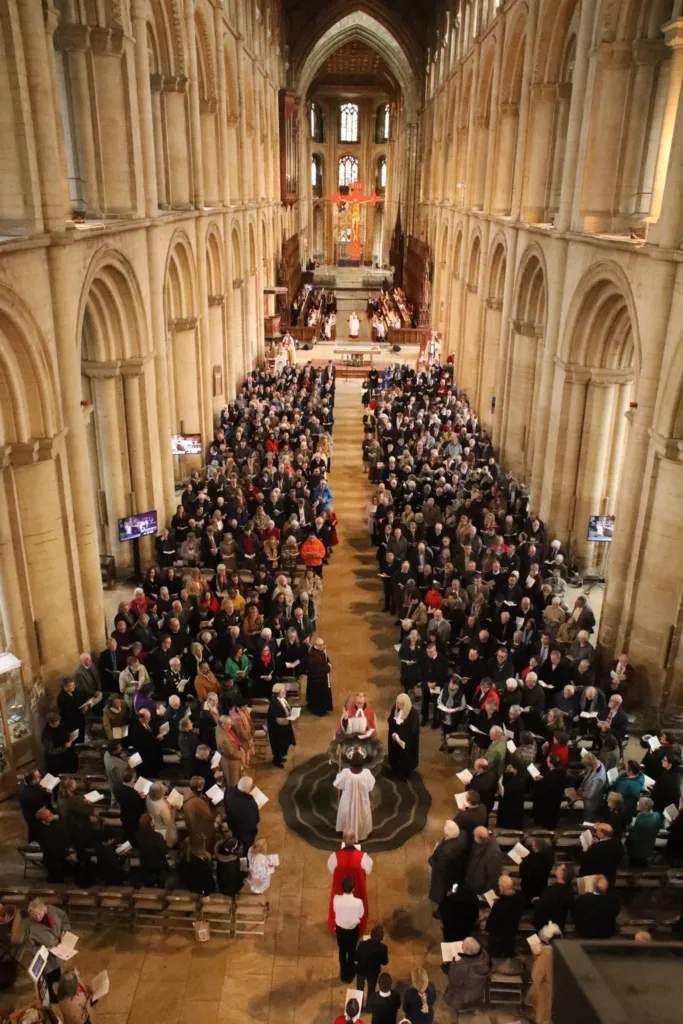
[223,775,260,849]
[527,922,561,1024]
[428,820,468,907]
[307,636,333,716]
[267,682,297,767]
[442,935,491,1013]
[73,651,102,710]
[26,896,71,1002]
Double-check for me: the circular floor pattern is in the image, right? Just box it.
[278,753,432,852]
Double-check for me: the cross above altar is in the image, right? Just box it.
[330,180,382,260]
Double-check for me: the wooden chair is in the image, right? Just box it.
[19,846,45,880]
[132,889,166,931]
[165,891,199,932]
[98,887,134,929]
[233,891,269,937]
[200,894,234,938]
[63,889,99,928]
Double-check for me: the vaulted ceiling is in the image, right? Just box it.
[311,39,399,92]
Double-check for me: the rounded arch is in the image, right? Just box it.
[248,222,257,275]
[0,285,57,445]
[231,223,243,280]
[533,0,578,85]
[513,243,548,326]
[475,41,497,121]
[560,261,640,372]
[467,232,482,286]
[78,247,149,362]
[223,36,240,120]
[194,8,216,101]
[451,225,464,278]
[164,229,198,321]
[206,225,224,296]
[500,8,527,105]
[487,235,507,300]
[148,0,186,77]
[296,12,419,117]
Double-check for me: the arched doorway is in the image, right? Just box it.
[164,234,202,477]
[230,225,245,391]
[550,270,635,570]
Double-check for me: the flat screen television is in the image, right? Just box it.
[587,514,615,542]
[171,433,202,455]
[118,510,158,543]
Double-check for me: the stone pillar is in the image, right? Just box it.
[11,438,83,678]
[618,43,663,220]
[214,2,230,206]
[492,225,518,445]
[500,321,539,477]
[483,26,504,214]
[47,244,106,650]
[464,46,480,207]
[169,320,202,438]
[195,217,214,440]
[54,24,102,217]
[185,0,205,209]
[650,62,683,245]
[150,77,168,207]
[648,19,683,229]
[131,0,158,217]
[492,105,519,215]
[235,44,252,204]
[600,264,676,652]
[547,83,572,213]
[523,84,556,223]
[17,0,68,231]
[0,455,38,674]
[555,0,594,232]
[605,380,632,513]
[121,367,150,513]
[146,228,176,517]
[626,437,683,704]
[571,374,621,567]
[546,365,590,540]
[510,0,539,221]
[89,370,131,568]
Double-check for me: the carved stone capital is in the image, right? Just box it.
[510,318,536,337]
[120,355,153,377]
[596,41,633,68]
[163,75,188,94]
[500,102,519,117]
[208,293,226,306]
[632,39,667,65]
[9,436,63,466]
[649,429,683,462]
[81,359,121,379]
[54,23,90,52]
[168,316,199,332]
[589,367,634,388]
[232,278,244,289]
[485,297,503,311]
[149,72,163,93]
[90,26,125,56]
[531,83,556,103]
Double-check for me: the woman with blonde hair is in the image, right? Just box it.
[387,694,420,780]
[403,967,436,1023]
[146,781,178,847]
[247,836,275,894]
[57,968,96,1024]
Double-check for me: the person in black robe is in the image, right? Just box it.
[267,684,296,767]
[519,837,555,905]
[113,770,146,845]
[18,770,52,842]
[251,647,278,699]
[306,639,333,715]
[571,876,620,938]
[136,813,169,887]
[485,875,525,957]
[223,779,260,849]
[129,709,162,778]
[56,679,86,743]
[41,714,78,777]
[387,694,420,780]
[439,881,480,942]
[428,821,469,906]
[215,836,244,896]
[496,758,527,829]
[531,755,567,828]
[180,836,216,895]
[532,863,575,932]
[35,808,72,883]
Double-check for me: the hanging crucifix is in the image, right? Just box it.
[330,180,381,260]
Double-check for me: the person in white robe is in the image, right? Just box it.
[334,751,375,842]
[348,312,360,339]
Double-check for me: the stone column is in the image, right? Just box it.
[523,84,556,223]
[605,380,632,513]
[0,454,38,674]
[546,365,590,540]
[185,0,205,209]
[492,225,518,445]
[483,24,504,214]
[47,244,106,650]
[195,217,214,440]
[121,366,150,514]
[650,61,683,245]
[146,228,176,517]
[131,0,158,217]
[54,24,102,217]
[214,2,230,206]
[17,0,68,231]
[571,373,621,567]
[625,436,683,704]
[500,321,539,477]
[510,0,539,220]
[648,19,683,229]
[88,368,131,568]
[555,0,594,232]
[492,104,519,214]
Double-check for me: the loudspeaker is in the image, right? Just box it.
[391,344,401,352]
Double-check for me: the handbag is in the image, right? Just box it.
[192,918,211,942]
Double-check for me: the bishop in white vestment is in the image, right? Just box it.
[334,753,375,842]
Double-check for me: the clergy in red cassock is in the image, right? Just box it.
[327,832,373,933]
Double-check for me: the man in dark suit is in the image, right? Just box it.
[598,693,629,748]
[129,708,163,778]
[420,642,449,727]
[470,758,498,815]
[223,776,260,849]
[366,973,401,1024]
[354,925,389,1006]
[578,823,625,884]
[428,820,469,907]
[572,875,620,937]
[531,754,567,829]
[18,770,52,843]
[454,790,488,836]
[113,769,146,845]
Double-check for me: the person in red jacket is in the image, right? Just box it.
[328,832,373,934]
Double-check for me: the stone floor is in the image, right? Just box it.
[1,381,539,1023]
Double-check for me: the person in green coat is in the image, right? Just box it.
[224,646,252,700]
[608,760,645,819]
[626,796,662,866]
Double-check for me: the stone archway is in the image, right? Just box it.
[477,237,506,428]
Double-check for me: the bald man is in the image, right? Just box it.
[485,874,525,957]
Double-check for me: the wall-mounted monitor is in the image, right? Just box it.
[171,434,202,455]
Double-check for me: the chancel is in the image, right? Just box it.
[0,1,683,1022]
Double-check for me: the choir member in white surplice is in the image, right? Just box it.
[334,751,375,842]
[348,313,360,339]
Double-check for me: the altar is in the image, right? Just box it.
[334,345,381,376]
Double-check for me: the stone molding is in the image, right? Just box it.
[485,297,503,311]
[649,430,683,462]
[208,294,226,306]
[167,316,199,332]
[1,435,65,467]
